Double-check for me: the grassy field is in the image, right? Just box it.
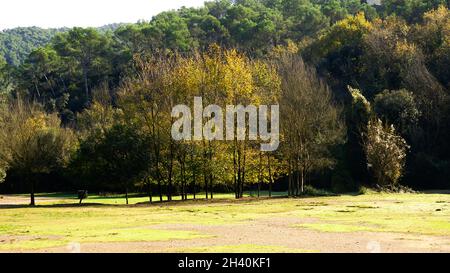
[1,191,450,252]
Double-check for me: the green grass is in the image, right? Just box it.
[288,193,450,235]
[1,191,450,251]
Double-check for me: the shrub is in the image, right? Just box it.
[364,119,409,186]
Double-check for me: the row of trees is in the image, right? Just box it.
[0,45,411,205]
[71,48,347,204]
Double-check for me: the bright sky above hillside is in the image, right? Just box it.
[0,0,206,30]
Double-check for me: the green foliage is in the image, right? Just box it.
[374,89,420,136]
[149,11,195,52]
[0,98,77,204]
[278,53,346,194]
[0,100,76,175]
[52,28,114,99]
[93,123,151,187]
[72,118,152,203]
[0,55,14,95]
[348,86,372,129]
[412,5,450,89]
[364,119,409,186]
[313,12,372,59]
[0,24,123,67]
[0,27,64,66]
[381,0,447,23]
[302,185,336,196]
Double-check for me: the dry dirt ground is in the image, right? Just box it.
[39,221,450,253]
[4,214,450,253]
[0,195,64,205]
[2,194,450,253]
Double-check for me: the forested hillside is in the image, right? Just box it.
[0,24,124,66]
[0,27,64,66]
[1,0,449,201]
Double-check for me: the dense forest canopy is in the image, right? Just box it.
[1,0,449,202]
[0,27,65,66]
[0,24,123,66]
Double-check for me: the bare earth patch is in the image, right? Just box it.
[0,195,64,205]
[2,193,450,253]
[10,216,450,253]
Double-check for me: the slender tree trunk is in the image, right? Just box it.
[155,150,163,202]
[158,180,163,202]
[239,149,245,199]
[202,139,208,199]
[267,154,273,198]
[288,172,291,197]
[208,141,213,199]
[33,82,41,98]
[242,143,247,198]
[291,172,294,196]
[190,150,196,200]
[204,174,208,199]
[180,161,184,201]
[125,187,129,205]
[300,168,305,194]
[151,107,163,202]
[30,179,35,206]
[44,74,55,97]
[258,151,262,198]
[148,179,152,204]
[288,160,292,197]
[233,144,238,198]
[181,160,187,201]
[209,174,213,199]
[240,175,244,198]
[193,169,196,200]
[83,65,89,100]
[237,144,243,198]
[168,148,173,202]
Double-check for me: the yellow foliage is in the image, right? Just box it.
[315,12,372,58]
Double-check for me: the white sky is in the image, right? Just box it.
[0,0,206,30]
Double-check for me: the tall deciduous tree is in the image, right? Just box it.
[278,53,345,194]
[94,122,151,205]
[0,98,76,205]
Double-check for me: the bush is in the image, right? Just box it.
[358,186,369,195]
[364,119,409,186]
[374,184,416,193]
[302,185,336,197]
